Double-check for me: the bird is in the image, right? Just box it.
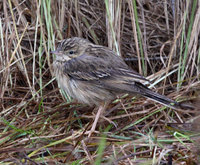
[51,37,187,136]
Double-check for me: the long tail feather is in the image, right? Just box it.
[134,82,180,109]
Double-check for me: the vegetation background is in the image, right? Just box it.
[0,0,200,164]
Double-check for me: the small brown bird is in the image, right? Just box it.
[52,37,183,136]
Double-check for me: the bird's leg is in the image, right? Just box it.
[88,103,108,137]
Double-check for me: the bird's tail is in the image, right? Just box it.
[134,82,181,109]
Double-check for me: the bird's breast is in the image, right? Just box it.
[53,61,73,98]
[53,60,115,106]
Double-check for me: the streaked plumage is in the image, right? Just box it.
[52,37,193,136]
[52,37,180,109]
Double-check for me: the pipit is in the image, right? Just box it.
[52,37,185,136]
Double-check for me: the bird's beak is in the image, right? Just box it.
[50,50,63,55]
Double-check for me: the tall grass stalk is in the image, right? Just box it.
[104,0,120,56]
[177,0,197,88]
[132,0,146,76]
[42,0,54,65]
[8,0,34,97]
[127,0,142,74]
[33,0,41,100]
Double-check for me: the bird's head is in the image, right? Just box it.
[51,37,91,61]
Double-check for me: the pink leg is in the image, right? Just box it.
[88,104,106,137]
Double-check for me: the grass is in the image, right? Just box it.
[132,0,146,76]
[177,0,198,89]
[0,0,200,164]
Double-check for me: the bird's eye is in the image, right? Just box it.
[69,51,74,55]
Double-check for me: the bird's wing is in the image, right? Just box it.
[63,53,183,109]
[63,53,148,84]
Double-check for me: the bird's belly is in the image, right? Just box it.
[57,76,114,105]
[69,79,115,105]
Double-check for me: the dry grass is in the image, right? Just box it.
[0,0,200,164]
